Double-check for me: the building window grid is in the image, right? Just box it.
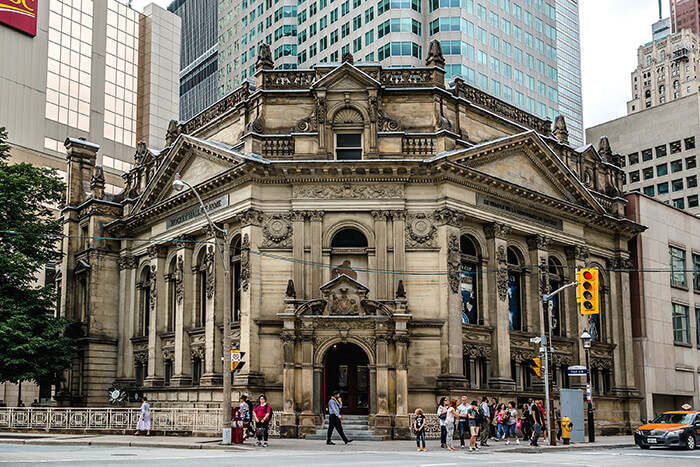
[672,303,690,345]
[104,0,140,147]
[670,246,687,288]
[45,0,95,132]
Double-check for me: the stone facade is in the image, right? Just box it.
[56,44,643,438]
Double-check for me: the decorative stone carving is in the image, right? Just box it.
[241,234,250,291]
[134,351,148,364]
[395,280,406,299]
[462,342,492,358]
[256,43,274,71]
[552,115,569,145]
[425,39,445,69]
[435,207,466,227]
[147,245,167,259]
[90,166,105,200]
[165,120,180,146]
[371,210,390,221]
[405,212,437,248]
[598,136,612,162]
[293,184,404,199]
[496,245,508,302]
[526,234,552,251]
[316,97,327,124]
[134,140,148,165]
[262,213,292,248]
[205,245,215,299]
[175,255,184,305]
[149,264,157,313]
[377,109,401,132]
[307,210,325,222]
[330,289,359,315]
[236,208,264,227]
[245,116,265,134]
[342,52,354,64]
[484,222,511,240]
[368,96,378,122]
[118,255,137,270]
[448,233,461,294]
[334,108,363,124]
[285,279,296,299]
[280,332,296,343]
[181,82,250,135]
[565,245,590,262]
[190,347,204,360]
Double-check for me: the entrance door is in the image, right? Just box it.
[323,343,369,415]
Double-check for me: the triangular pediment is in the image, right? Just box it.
[130,135,266,216]
[312,63,381,92]
[446,132,604,213]
[320,273,370,295]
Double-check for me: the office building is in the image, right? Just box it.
[168,0,218,121]
[671,0,700,35]
[0,0,180,405]
[626,192,700,419]
[586,29,700,215]
[213,0,584,146]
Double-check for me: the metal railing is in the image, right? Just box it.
[0,407,281,436]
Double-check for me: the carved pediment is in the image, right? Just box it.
[312,62,381,92]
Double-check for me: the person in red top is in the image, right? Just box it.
[253,395,272,447]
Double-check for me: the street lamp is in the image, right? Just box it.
[173,173,233,444]
[580,329,595,443]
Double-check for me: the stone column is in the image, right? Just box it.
[484,222,515,390]
[279,330,297,438]
[298,330,317,436]
[145,245,167,387]
[608,256,635,394]
[309,211,324,296]
[372,211,389,299]
[116,254,137,383]
[393,333,410,439]
[565,245,589,389]
[172,241,193,386]
[292,211,305,299]
[373,336,391,438]
[391,211,406,300]
[200,244,222,385]
[526,234,552,335]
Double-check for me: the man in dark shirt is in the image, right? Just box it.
[530,400,543,447]
[327,390,353,445]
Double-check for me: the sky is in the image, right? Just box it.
[131,0,668,142]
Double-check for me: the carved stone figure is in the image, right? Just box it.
[331,260,358,281]
[342,52,354,64]
[447,233,461,294]
[205,245,215,299]
[285,279,296,299]
[425,39,445,69]
[241,234,250,291]
[149,264,157,313]
[552,115,569,145]
[496,245,508,302]
[396,280,406,299]
[165,120,180,146]
[175,255,184,305]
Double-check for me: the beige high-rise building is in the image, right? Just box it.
[0,0,180,407]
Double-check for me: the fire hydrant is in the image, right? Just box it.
[562,416,573,445]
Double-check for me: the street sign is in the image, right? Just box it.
[231,350,246,371]
[530,337,541,344]
[568,365,587,376]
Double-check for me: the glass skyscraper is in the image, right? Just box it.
[212,0,583,146]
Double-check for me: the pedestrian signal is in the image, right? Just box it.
[576,268,599,315]
[525,358,543,378]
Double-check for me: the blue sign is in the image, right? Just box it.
[567,366,587,376]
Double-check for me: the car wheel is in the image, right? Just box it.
[686,434,696,450]
[639,444,650,450]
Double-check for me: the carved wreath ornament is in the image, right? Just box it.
[406,212,437,247]
[262,214,292,247]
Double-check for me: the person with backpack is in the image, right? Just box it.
[503,401,519,445]
[479,396,490,447]
[467,400,481,451]
[253,395,272,447]
[239,395,251,441]
[530,400,544,447]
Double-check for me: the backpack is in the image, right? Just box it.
[478,405,486,420]
[473,408,482,423]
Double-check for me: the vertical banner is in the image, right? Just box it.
[0,0,38,37]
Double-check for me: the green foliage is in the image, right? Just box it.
[0,127,76,385]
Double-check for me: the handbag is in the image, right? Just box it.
[517,419,522,431]
[255,427,265,437]
[438,411,447,420]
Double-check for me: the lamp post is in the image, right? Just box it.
[173,173,233,444]
[580,329,595,443]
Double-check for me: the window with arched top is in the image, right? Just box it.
[548,258,564,337]
[507,247,523,331]
[330,227,369,285]
[195,250,208,328]
[231,237,242,322]
[674,79,680,89]
[586,272,605,343]
[166,256,177,333]
[139,266,151,337]
[645,89,651,98]
[333,108,364,160]
[460,235,480,325]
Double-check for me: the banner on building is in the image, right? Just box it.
[0,0,38,37]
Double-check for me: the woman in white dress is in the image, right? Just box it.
[135,396,151,436]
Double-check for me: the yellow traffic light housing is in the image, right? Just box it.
[526,357,543,378]
[577,268,599,315]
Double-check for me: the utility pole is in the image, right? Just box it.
[539,261,556,446]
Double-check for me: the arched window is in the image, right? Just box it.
[333,108,364,160]
[460,235,479,325]
[195,247,211,328]
[586,272,605,343]
[644,89,651,99]
[659,85,665,94]
[507,247,523,331]
[231,237,242,322]
[139,266,151,337]
[660,50,666,61]
[330,228,369,285]
[674,79,680,89]
[166,256,177,333]
[548,258,564,337]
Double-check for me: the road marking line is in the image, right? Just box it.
[419,463,458,466]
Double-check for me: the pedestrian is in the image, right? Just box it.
[530,399,543,447]
[134,396,150,436]
[489,397,499,440]
[520,403,532,441]
[457,396,470,449]
[239,395,250,441]
[495,403,505,440]
[437,397,448,448]
[538,400,547,441]
[253,395,272,447]
[479,396,490,447]
[555,405,562,441]
[17,400,25,407]
[444,399,458,451]
[31,399,39,407]
[467,400,480,451]
[503,401,519,445]
[414,408,427,451]
[326,389,353,445]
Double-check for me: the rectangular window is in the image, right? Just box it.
[694,254,700,291]
[673,198,685,209]
[656,145,667,157]
[658,182,669,194]
[657,163,668,176]
[628,152,639,164]
[336,133,362,160]
[365,29,374,45]
[685,136,695,150]
[670,246,687,288]
[686,156,697,169]
[641,149,653,161]
[629,170,640,183]
[670,140,682,153]
[691,194,700,208]
[672,303,690,344]
[671,159,683,172]
[697,308,700,348]
[688,175,698,188]
[643,186,655,196]
[672,178,684,191]
[643,167,654,180]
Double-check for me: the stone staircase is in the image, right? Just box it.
[305,415,384,441]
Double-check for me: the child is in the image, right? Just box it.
[414,408,427,451]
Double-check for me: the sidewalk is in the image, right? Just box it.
[0,431,635,453]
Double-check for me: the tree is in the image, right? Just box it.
[0,127,76,389]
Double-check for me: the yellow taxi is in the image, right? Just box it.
[635,411,700,450]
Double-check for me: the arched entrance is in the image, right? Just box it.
[323,343,369,415]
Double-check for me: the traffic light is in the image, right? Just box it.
[577,268,599,315]
[525,358,543,378]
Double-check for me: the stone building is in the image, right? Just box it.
[57,43,643,437]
